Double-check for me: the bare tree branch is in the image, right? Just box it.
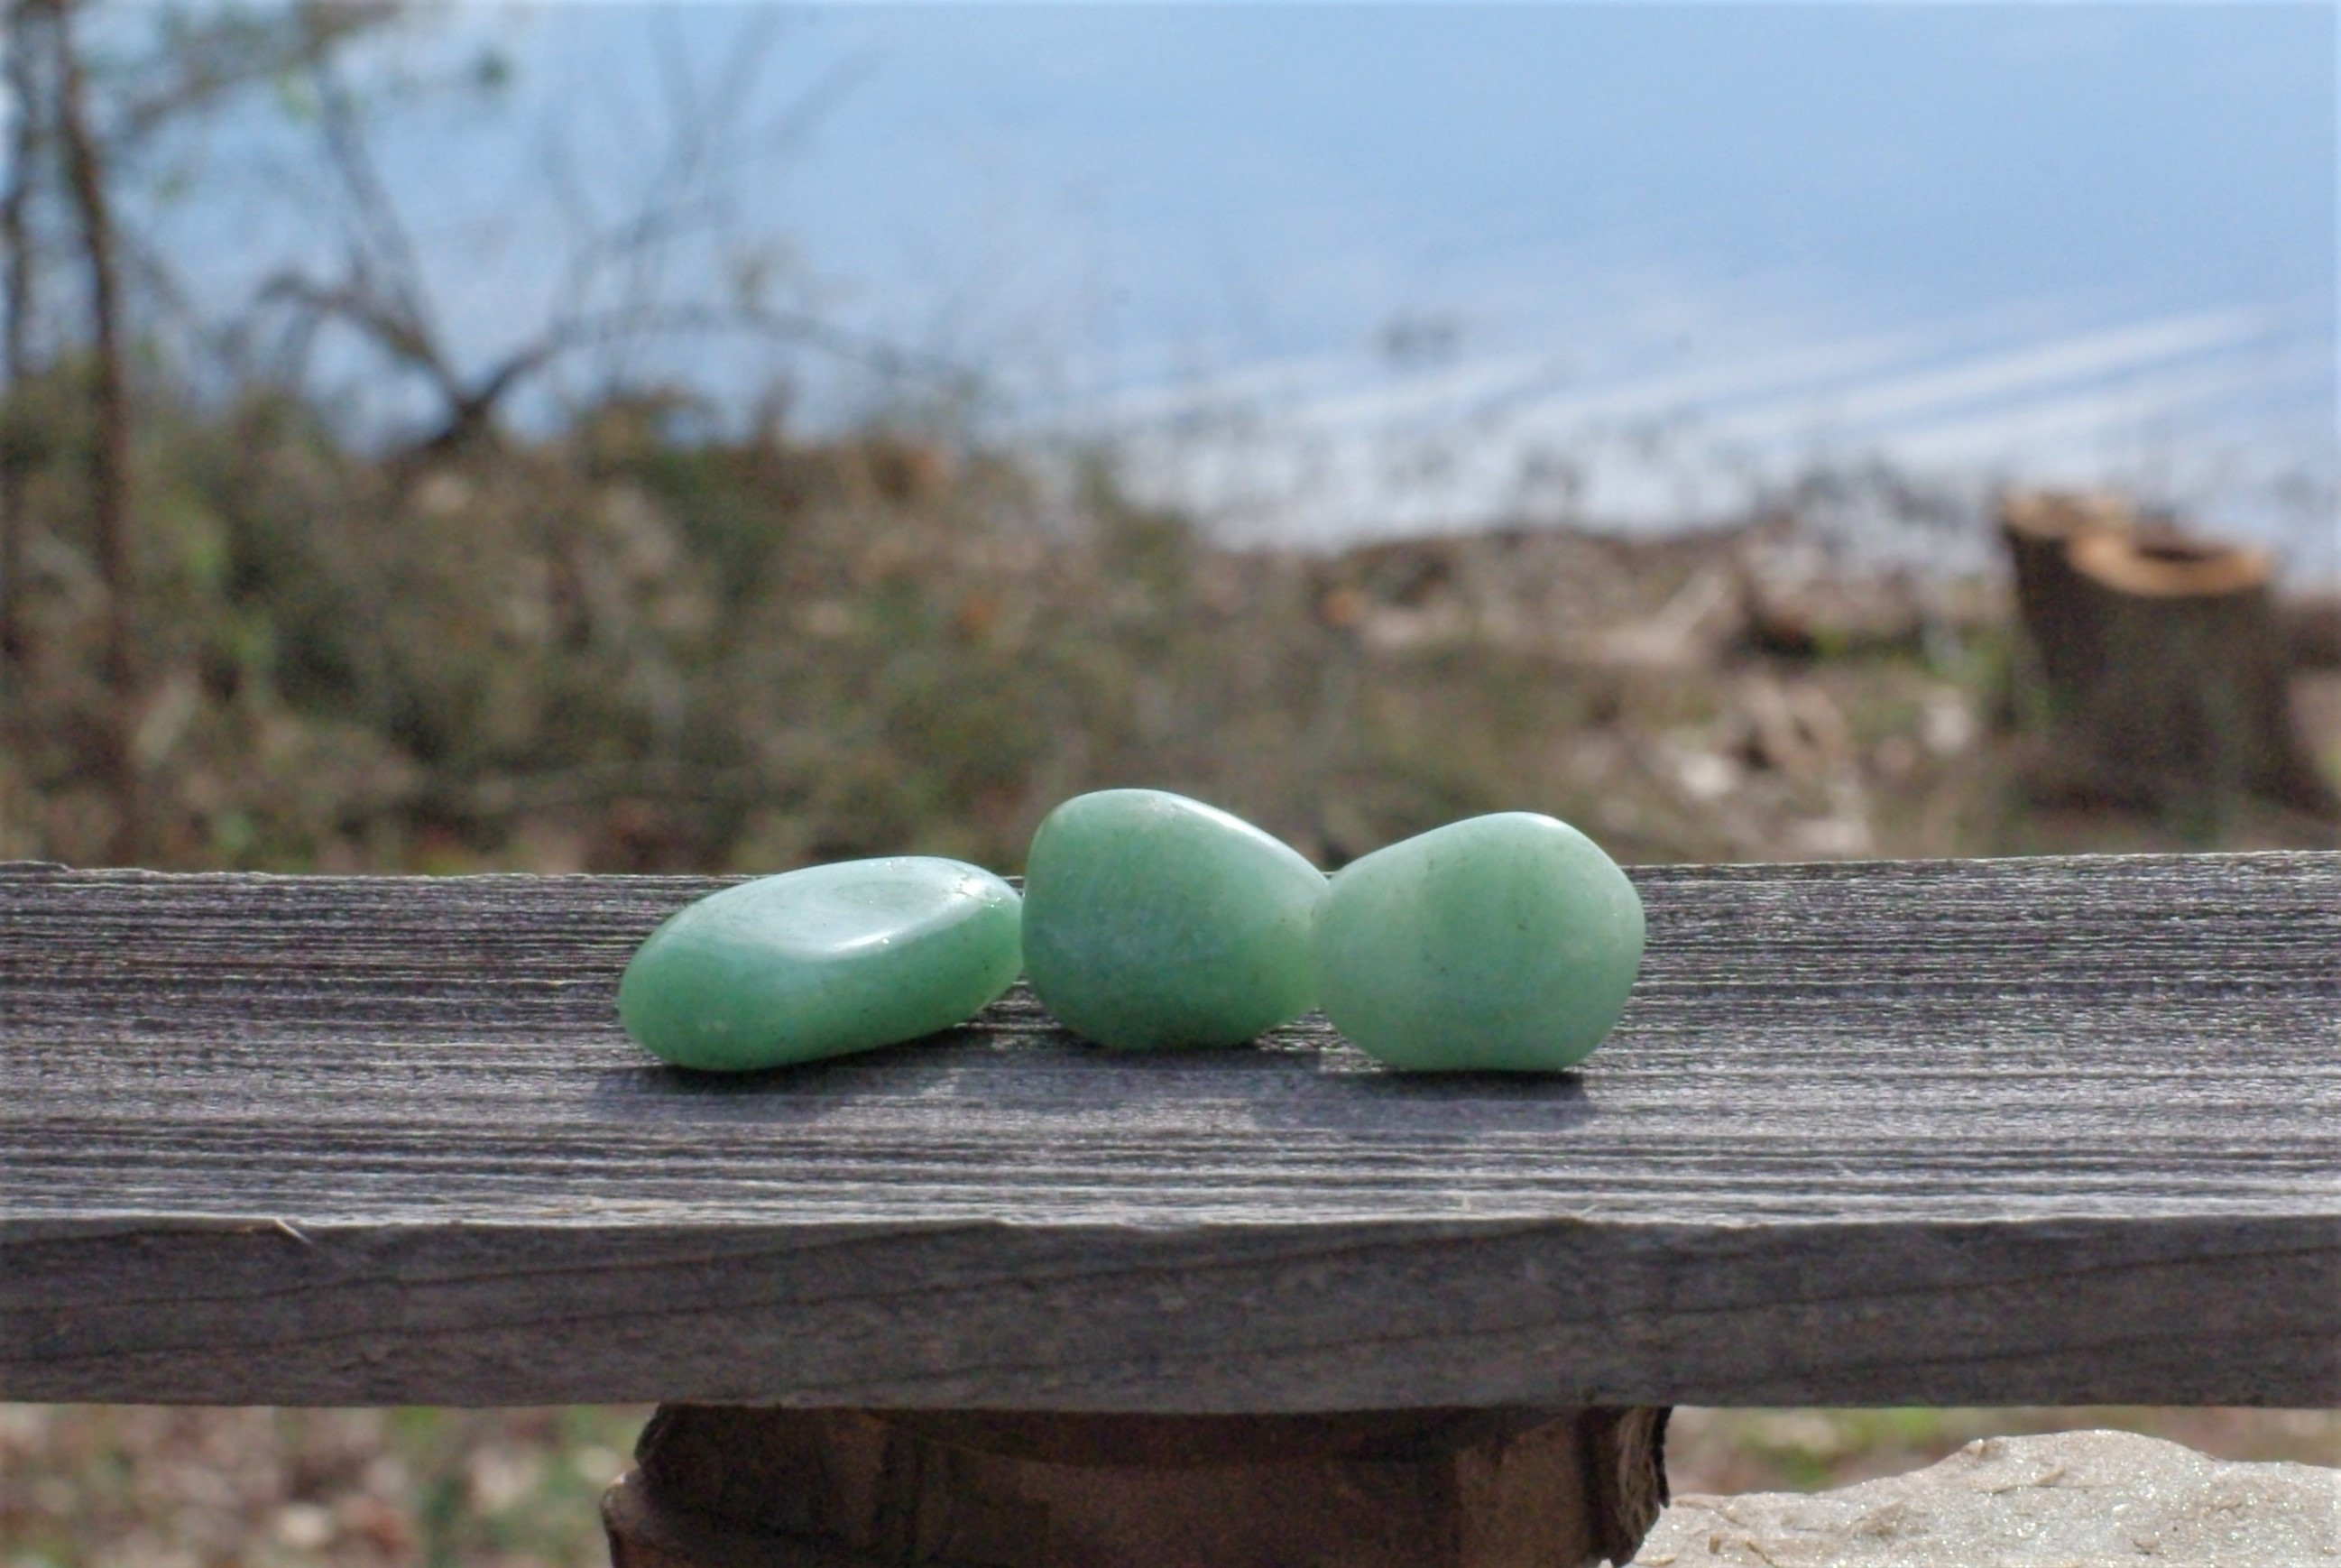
[112,1,401,151]
[256,272,456,394]
[754,51,877,164]
[49,0,140,862]
[307,43,440,374]
[245,14,965,463]
[2,0,50,672]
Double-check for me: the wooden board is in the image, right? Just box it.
[3,853,2336,1410]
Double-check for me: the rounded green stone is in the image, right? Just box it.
[1313,812,1644,1072]
[617,857,1022,1071]
[1021,789,1327,1051]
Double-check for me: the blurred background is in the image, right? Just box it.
[2,3,2335,1564]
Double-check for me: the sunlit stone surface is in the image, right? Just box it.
[1314,812,1643,1072]
[1021,789,1327,1050]
[1638,1431,2341,1566]
[618,858,1022,1071]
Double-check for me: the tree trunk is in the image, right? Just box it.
[1,0,43,678]
[1995,489,2134,727]
[2000,489,2336,825]
[50,0,140,863]
[2062,530,2334,820]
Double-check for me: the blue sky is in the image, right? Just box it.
[170,3,2340,559]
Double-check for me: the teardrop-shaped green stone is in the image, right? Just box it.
[1314,812,1644,1072]
[618,857,1022,1071]
[1021,789,1327,1051]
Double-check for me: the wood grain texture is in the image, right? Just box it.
[3,853,2336,1409]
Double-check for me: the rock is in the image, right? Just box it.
[618,858,1022,1071]
[1313,812,1643,1072]
[1021,789,1326,1051]
[1631,1429,2341,1566]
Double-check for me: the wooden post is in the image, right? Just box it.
[603,1406,1670,1568]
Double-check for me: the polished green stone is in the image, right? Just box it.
[1021,789,1326,1051]
[617,857,1022,1071]
[1314,812,1644,1072]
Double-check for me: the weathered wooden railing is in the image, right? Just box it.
[3,853,2335,1566]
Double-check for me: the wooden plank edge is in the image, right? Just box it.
[4,1213,2333,1409]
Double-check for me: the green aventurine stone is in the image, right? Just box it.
[618,857,1021,1071]
[1022,789,1326,1051]
[1314,812,1644,1072]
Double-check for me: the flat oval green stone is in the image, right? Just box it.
[1021,789,1326,1051]
[1314,812,1644,1072]
[617,857,1021,1071]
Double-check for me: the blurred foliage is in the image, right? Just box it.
[3,1401,2334,1566]
[3,365,1348,874]
[4,364,2333,876]
[0,1403,646,1568]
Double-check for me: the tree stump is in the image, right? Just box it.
[1996,492,2336,821]
[602,1406,1670,1568]
[1996,489,2135,718]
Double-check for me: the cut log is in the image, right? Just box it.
[1995,488,2134,718]
[602,1406,1670,1568]
[1996,491,2336,819]
[2059,529,2335,817]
